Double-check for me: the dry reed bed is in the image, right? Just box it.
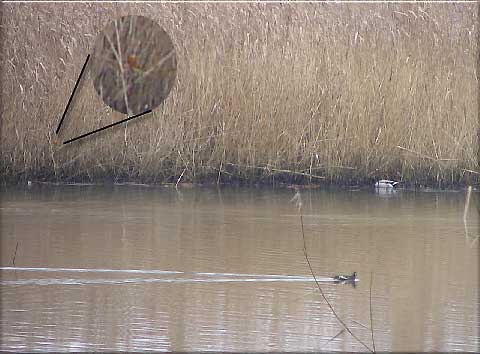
[1,3,478,186]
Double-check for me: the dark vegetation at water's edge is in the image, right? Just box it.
[1,4,478,187]
[0,175,476,191]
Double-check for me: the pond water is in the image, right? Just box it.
[1,184,478,352]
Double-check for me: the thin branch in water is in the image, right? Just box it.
[370,271,376,353]
[463,186,478,247]
[463,185,472,222]
[352,320,369,330]
[217,160,224,184]
[321,328,345,349]
[12,241,18,266]
[290,188,302,211]
[298,212,373,353]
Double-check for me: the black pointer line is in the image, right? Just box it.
[56,54,91,135]
[63,110,152,145]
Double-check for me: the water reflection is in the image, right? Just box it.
[374,187,397,197]
[1,185,478,351]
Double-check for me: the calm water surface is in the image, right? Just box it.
[1,185,478,351]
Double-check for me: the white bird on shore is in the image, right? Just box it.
[375,179,399,189]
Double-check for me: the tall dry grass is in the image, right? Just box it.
[1,3,478,186]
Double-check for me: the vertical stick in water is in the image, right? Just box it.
[370,271,376,353]
[463,186,472,222]
[294,192,373,353]
[12,241,18,267]
[463,185,478,247]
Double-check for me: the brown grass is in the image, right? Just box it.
[1,3,478,186]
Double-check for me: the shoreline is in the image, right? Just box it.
[3,177,476,192]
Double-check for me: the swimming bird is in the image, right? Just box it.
[375,179,399,189]
[333,272,357,282]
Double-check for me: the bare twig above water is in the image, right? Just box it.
[176,164,188,190]
[12,241,18,267]
[292,191,373,353]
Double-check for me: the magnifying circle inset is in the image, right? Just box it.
[91,15,177,116]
